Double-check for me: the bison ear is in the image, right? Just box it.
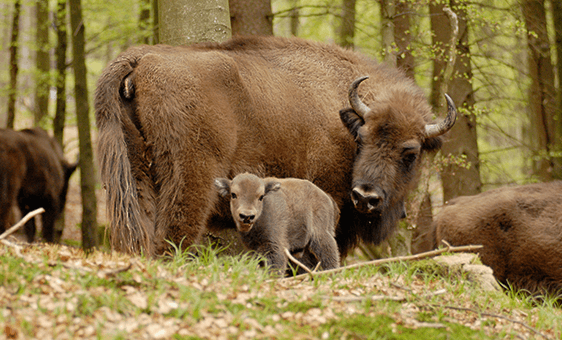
[339,108,364,139]
[422,135,443,152]
[214,178,231,197]
[265,181,281,194]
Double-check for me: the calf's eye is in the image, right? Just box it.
[259,195,264,201]
[231,193,237,199]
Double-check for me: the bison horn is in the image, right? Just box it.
[424,93,457,138]
[348,76,371,118]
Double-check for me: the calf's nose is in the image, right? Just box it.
[239,212,256,224]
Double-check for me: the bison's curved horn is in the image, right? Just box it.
[424,93,457,138]
[348,76,371,118]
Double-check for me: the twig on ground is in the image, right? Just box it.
[1,239,24,258]
[284,247,314,280]
[282,244,483,280]
[0,208,45,240]
[98,263,133,278]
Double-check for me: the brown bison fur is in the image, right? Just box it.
[0,127,78,242]
[94,35,456,258]
[214,173,340,273]
[431,181,562,296]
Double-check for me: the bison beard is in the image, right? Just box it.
[94,36,456,258]
[0,127,77,243]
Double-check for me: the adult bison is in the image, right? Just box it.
[431,181,562,296]
[0,127,78,243]
[95,36,457,258]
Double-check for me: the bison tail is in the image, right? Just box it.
[95,51,154,256]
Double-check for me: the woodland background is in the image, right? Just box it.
[0,0,561,254]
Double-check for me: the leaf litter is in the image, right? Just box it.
[1,241,560,340]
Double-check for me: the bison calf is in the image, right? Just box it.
[215,173,340,274]
[0,127,78,243]
[431,181,562,296]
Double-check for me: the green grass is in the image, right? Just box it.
[1,242,561,339]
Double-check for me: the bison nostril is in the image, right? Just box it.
[239,213,255,223]
[351,190,362,204]
[368,196,381,209]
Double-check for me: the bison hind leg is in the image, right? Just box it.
[309,232,340,270]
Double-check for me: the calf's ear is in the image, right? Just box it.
[339,108,364,139]
[265,181,281,194]
[214,178,231,197]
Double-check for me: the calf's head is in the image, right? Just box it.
[215,173,281,232]
[340,76,457,216]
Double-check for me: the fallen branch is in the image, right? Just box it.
[284,247,314,279]
[0,207,45,240]
[282,244,483,280]
[0,239,24,258]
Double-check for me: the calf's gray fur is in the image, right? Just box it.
[215,173,340,273]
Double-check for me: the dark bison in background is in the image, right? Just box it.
[94,35,457,258]
[0,127,78,243]
[431,181,562,296]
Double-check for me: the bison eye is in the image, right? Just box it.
[258,195,264,201]
[402,152,418,168]
[231,193,237,199]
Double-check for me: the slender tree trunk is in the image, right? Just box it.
[69,0,98,251]
[439,1,481,202]
[336,0,356,49]
[550,0,562,178]
[289,0,299,36]
[522,0,557,181]
[153,0,159,44]
[34,0,49,126]
[379,0,396,66]
[53,0,68,243]
[159,0,231,45]
[7,0,21,129]
[229,0,273,36]
[139,0,151,44]
[54,0,67,146]
[393,0,414,79]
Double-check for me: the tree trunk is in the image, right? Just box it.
[522,0,557,181]
[336,0,356,49]
[289,0,299,36]
[139,0,151,44]
[393,0,414,79]
[437,1,481,202]
[379,0,396,66]
[7,0,21,129]
[229,0,273,36]
[153,0,159,44]
[34,0,49,126]
[69,0,99,251]
[53,0,68,243]
[550,0,562,179]
[54,0,67,146]
[158,0,231,45]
